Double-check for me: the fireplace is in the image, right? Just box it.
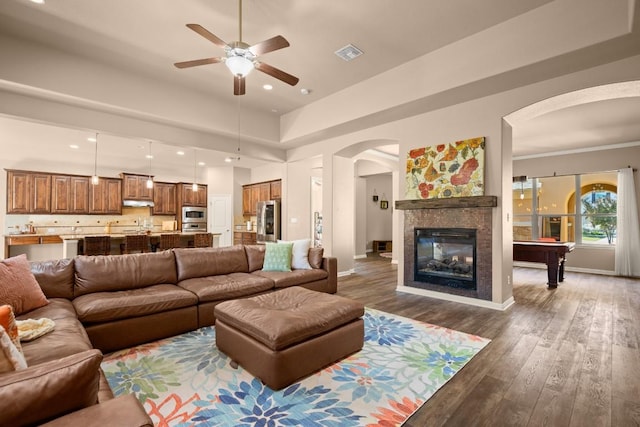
[397,196,495,301]
[415,228,477,290]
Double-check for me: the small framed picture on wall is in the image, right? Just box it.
[380,200,389,209]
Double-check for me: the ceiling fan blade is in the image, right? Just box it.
[234,75,246,95]
[249,35,290,56]
[186,24,228,49]
[254,62,299,86]
[174,57,223,69]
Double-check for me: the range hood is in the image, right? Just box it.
[122,200,155,208]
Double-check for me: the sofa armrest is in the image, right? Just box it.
[39,394,153,427]
[0,349,102,426]
[321,257,338,293]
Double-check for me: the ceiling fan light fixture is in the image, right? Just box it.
[225,55,254,77]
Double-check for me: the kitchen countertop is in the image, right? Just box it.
[6,232,220,240]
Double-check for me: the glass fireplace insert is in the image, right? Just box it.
[414,228,477,289]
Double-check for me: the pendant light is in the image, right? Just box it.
[192,149,198,192]
[146,141,154,189]
[91,132,99,185]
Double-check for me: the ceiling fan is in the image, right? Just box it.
[174,0,299,95]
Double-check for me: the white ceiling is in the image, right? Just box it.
[1,0,639,167]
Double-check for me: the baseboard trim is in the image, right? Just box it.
[338,269,355,277]
[396,285,514,311]
[353,254,367,259]
[514,262,615,276]
[391,259,398,265]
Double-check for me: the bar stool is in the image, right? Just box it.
[121,234,150,254]
[83,236,111,256]
[194,233,213,248]
[159,233,181,250]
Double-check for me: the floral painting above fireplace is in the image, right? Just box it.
[406,136,485,199]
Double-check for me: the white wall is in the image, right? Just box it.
[365,174,393,251]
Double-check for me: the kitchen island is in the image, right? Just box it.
[5,232,220,261]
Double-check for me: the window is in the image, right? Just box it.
[512,172,617,245]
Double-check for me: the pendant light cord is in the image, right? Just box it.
[93,133,99,176]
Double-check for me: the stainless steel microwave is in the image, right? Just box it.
[182,206,206,223]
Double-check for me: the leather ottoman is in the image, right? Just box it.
[214,287,365,390]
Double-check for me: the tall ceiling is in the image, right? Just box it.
[1,0,639,167]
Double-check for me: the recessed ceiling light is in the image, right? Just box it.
[145,154,153,159]
[30,0,45,4]
[198,161,205,166]
[69,144,79,149]
[300,88,311,95]
[224,157,233,163]
[263,84,273,91]
[177,151,185,156]
[271,109,278,113]
[87,137,96,142]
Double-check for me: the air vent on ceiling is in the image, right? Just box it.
[334,44,363,62]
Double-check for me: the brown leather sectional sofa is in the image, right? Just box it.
[0,244,336,426]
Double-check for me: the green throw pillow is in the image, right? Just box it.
[262,242,293,272]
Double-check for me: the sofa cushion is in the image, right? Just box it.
[308,247,324,269]
[30,258,75,299]
[74,251,178,296]
[0,326,27,373]
[252,268,328,289]
[178,273,274,303]
[0,254,49,315]
[0,304,21,352]
[278,239,312,269]
[244,245,266,272]
[262,242,293,272]
[73,284,198,323]
[17,298,93,366]
[174,246,249,281]
[0,349,102,427]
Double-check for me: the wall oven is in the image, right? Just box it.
[182,207,207,233]
[182,207,206,222]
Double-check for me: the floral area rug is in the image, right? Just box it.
[102,308,490,426]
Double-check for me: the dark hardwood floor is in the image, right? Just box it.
[336,254,640,426]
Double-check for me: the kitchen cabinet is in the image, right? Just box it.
[241,179,282,216]
[152,182,177,215]
[270,180,281,200]
[233,231,256,245]
[6,170,51,214]
[89,178,122,214]
[180,183,207,207]
[242,186,253,216]
[121,173,153,201]
[51,175,89,214]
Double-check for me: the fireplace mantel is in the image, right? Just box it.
[395,196,497,210]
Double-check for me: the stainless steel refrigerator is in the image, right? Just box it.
[256,200,281,243]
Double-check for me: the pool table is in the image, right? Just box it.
[513,241,576,288]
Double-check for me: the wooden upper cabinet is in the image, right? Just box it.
[180,183,207,207]
[270,180,281,200]
[121,174,153,201]
[152,182,177,215]
[242,186,252,216]
[89,177,122,214]
[241,180,282,216]
[6,170,51,214]
[258,183,270,202]
[51,175,89,214]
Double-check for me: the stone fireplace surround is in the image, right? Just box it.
[396,196,497,301]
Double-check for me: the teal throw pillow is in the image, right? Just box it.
[262,242,293,272]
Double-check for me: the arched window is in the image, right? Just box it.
[580,183,617,244]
